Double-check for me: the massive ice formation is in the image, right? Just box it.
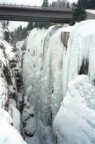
[63,20,95,97]
[53,75,95,144]
[23,20,95,144]
[53,20,95,144]
[23,26,72,144]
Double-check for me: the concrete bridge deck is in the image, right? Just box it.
[0,4,72,23]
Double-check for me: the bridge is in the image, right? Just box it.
[0,4,72,23]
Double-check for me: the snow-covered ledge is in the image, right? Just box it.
[0,108,26,144]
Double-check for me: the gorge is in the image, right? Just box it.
[1,20,95,144]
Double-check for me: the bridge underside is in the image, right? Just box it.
[0,5,72,23]
[0,15,71,23]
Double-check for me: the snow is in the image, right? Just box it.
[25,134,39,144]
[0,108,26,144]
[24,117,36,136]
[4,41,15,60]
[0,120,26,144]
[16,40,25,56]
[86,9,95,15]
[0,107,13,125]
[8,22,28,32]
[63,20,95,97]
[23,25,71,144]
[0,25,17,110]
[23,28,47,88]
[23,20,95,144]
[61,25,73,32]
[22,106,37,143]
[0,22,27,144]
[0,22,27,143]
[0,76,8,108]
[0,24,15,61]
[9,103,21,132]
[53,75,95,144]
[0,23,4,39]
[0,24,16,61]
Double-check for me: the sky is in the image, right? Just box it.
[0,0,77,6]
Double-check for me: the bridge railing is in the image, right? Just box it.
[0,3,72,11]
[0,3,41,8]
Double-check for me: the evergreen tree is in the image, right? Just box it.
[71,0,95,25]
[71,6,86,25]
[42,0,49,7]
[27,22,34,31]
[77,0,89,9]
[22,27,27,39]
[50,2,57,8]
[67,2,70,8]
[1,21,9,29]
[32,0,51,29]
[88,0,95,9]
[10,25,28,44]
[50,0,67,8]
[70,0,88,25]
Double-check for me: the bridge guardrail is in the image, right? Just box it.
[0,3,40,8]
[0,3,72,12]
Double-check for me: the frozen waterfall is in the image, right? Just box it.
[23,26,66,144]
[22,20,95,144]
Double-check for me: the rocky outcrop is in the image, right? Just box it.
[0,23,23,134]
[0,22,27,144]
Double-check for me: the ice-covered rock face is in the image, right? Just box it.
[23,26,72,144]
[53,20,95,144]
[63,20,95,97]
[0,23,23,136]
[23,20,95,144]
[53,75,95,144]
[0,24,21,108]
